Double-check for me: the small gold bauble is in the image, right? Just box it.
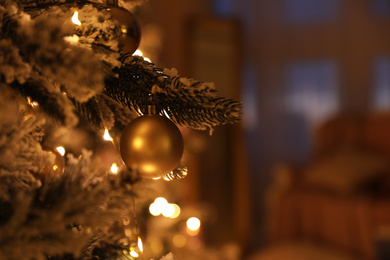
[120,110,184,179]
[105,6,141,55]
[41,147,65,175]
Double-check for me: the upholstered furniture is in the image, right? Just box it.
[249,113,390,260]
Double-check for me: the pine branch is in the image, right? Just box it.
[0,3,105,102]
[11,75,79,127]
[104,56,242,131]
[0,151,140,260]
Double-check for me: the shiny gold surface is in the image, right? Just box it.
[120,114,183,178]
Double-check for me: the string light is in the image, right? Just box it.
[56,146,65,156]
[110,163,118,174]
[186,217,201,236]
[103,128,113,141]
[133,49,143,56]
[132,49,151,62]
[129,250,139,258]
[138,236,143,254]
[148,197,181,218]
[72,10,81,26]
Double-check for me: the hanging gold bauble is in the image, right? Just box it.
[105,5,141,55]
[120,106,184,179]
[41,146,65,175]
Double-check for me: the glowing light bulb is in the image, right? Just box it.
[149,197,169,216]
[133,49,143,56]
[56,146,65,156]
[138,236,143,253]
[27,97,39,107]
[129,250,139,258]
[162,203,175,217]
[169,204,181,218]
[149,202,161,216]
[110,163,118,174]
[72,11,81,26]
[103,128,113,141]
[186,217,201,231]
[154,197,168,207]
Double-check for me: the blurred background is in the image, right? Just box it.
[135,0,390,259]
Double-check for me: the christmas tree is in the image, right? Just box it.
[0,0,241,259]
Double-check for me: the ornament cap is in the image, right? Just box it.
[147,105,156,115]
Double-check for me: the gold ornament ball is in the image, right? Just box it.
[41,147,65,176]
[106,6,141,55]
[120,114,184,179]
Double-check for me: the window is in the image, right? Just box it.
[285,60,339,125]
[283,0,339,24]
[372,56,390,110]
[373,0,390,17]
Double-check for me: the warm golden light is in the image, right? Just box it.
[56,146,65,156]
[133,49,143,56]
[169,204,181,218]
[132,137,143,149]
[129,250,139,258]
[138,236,143,253]
[110,163,118,174]
[143,57,151,63]
[53,165,59,171]
[124,228,131,237]
[149,202,161,216]
[27,97,39,107]
[172,234,187,248]
[149,197,168,216]
[186,217,201,231]
[161,203,175,218]
[72,11,81,26]
[149,197,181,219]
[103,128,113,141]
[154,197,168,207]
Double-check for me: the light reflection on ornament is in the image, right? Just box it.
[72,11,81,26]
[103,128,113,141]
[56,146,65,156]
[161,109,170,119]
